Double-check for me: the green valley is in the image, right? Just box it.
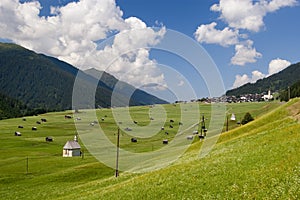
[0,100,299,199]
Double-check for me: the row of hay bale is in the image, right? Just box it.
[15,117,53,142]
[130,137,169,144]
[93,113,205,146]
[124,118,196,144]
[17,124,38,131]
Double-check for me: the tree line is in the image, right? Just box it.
[0,92,52,120]
[279,80,300,101]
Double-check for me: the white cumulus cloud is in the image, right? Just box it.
[265,0,298,12]
[251,70,265,82]
[195,0,297,66]
[233,70,265,88]
[231,40,262,66]
[178,80,184,87]
[211,0,297,32]
[232,74,250,88]
[194,22,239,47]
[0,0,167,89]
[268,58,291,76]
[232,58,291,88]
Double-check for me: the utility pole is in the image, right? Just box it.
[200,115,203,136]
[288,86,291,101]
[115,128,120,177]
[200,114,207,137]
[226,115,229,132]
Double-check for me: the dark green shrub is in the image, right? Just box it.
[241,112,254,125]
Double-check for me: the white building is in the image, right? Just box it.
[230,113,236,121]
[263,90,273,101]
[63,139,81,157]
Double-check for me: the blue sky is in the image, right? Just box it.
[116,0,300,87]
[1,0,299,101]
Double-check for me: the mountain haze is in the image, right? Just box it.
[85,68,167,106]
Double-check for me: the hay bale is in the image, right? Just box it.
[15,131,21,136]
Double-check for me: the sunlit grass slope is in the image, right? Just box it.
[0,100,298,199]
[64,99,299,199]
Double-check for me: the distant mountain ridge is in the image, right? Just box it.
[0,43,168,114]
[226,62,300,96]
[84,68,166,106]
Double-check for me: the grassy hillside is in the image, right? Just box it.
[0,100,299,199]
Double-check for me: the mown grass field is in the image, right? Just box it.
[0,100,299,199]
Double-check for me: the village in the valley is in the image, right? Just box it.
[185,90,274,104]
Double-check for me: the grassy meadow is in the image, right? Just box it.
[0,100,299,199]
